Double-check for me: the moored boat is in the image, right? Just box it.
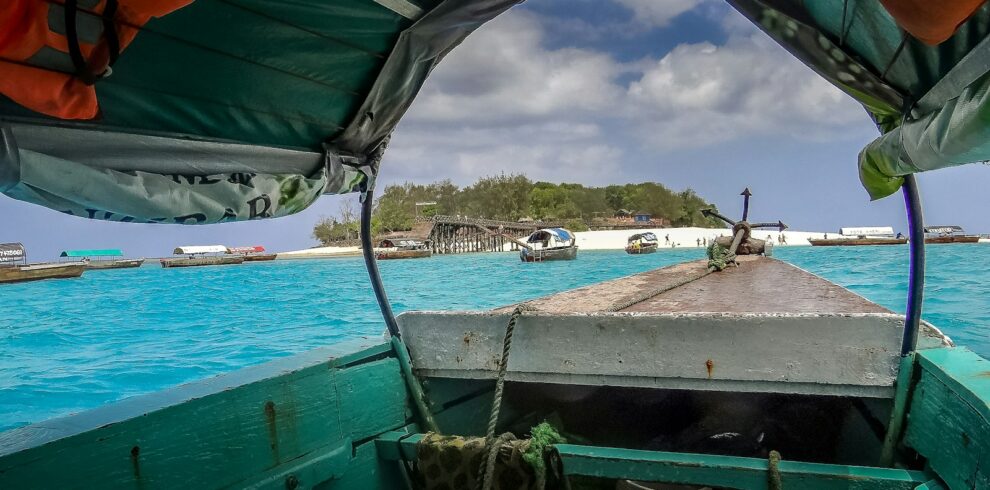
[625,232,659,254]
[227,246,278,262]
[375,238,432,260]
[520,228,578,262]
[809,226,907,246]
[924,225,980,244]
[160,246,244,268]
[0,243,85,284]
[809,237,908,246]
[60,249,145,270]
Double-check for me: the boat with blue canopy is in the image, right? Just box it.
[625,232,659,254]
[2,1,990,489]
[520,228,578,262]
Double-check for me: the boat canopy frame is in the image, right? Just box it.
[60,249,124,258]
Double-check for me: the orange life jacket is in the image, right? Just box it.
[880,0,985,45]
[0,0,192,120]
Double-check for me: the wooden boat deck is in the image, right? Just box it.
[400,256,951,398]
[625,257,889,314]
[497,256,887,314]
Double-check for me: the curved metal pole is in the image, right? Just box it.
[900,174,925,356]
[360,188,400,339]
[360,186,439,431]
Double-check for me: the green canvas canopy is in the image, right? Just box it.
[60,249,124,257]
[0,0,988,223]
[0,0,518,223]
[727,0,990,199]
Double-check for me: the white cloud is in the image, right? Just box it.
[614,0,708,27]
[626,33,865,148]
[384,4,870,186]
[409,12,625,123]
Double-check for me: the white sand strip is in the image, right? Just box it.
[277,246,362,259]
[571,227,829,250]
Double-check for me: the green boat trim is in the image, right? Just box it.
[377,432,932,489]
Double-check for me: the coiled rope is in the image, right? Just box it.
[477,304,530,490]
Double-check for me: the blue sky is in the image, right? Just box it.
[3,0,989,260]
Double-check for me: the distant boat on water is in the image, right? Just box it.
[924,225,980,244]
[808,226,908,246]
[227,246,277,262]
[520,228,578,262]
[60,249,144,270]
[160,246,244,268]
[0,243,85,284]
[375,239,432,260]
[625,232,659,254]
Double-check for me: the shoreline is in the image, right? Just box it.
[572,227,827,250]
[277,227,830,257]
[276,245,362,260]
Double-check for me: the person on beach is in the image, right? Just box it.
[665,234,670,245]
[696,238,701,247]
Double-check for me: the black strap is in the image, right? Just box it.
[101,0,120,67]
[63,0,119,85]
[63,0,96,84]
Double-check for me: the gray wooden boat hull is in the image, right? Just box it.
[84,259,145,270]
[0,263,85,283]
[520,245,577,262]
[160,256,244,268]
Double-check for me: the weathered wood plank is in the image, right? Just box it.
[419,377,493,435]
[555,444,928,490]
[0,344,410,489]
[328,439,408,490]
[915,347,990,422]
[399,311,913,398]
[904,348,990,490]
[376,434,928,489]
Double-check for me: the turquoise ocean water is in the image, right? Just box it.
[1,244,987,432]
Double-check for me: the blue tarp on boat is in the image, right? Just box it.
[548,228,572,241]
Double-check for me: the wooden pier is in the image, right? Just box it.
[421,215,557,255]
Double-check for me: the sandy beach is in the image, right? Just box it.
[277,245,362,259]
[571,227,828,250]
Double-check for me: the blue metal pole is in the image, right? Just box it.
[900,174,925,356]
[360,188,401,339]
[360,186,439,431]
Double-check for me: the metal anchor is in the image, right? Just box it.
[702,188,788,261]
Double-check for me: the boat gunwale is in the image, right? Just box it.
[0,339,386,456]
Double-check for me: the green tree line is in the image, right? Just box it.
[313,174,721,244]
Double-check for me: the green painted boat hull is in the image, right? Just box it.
[1,340,986,489]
